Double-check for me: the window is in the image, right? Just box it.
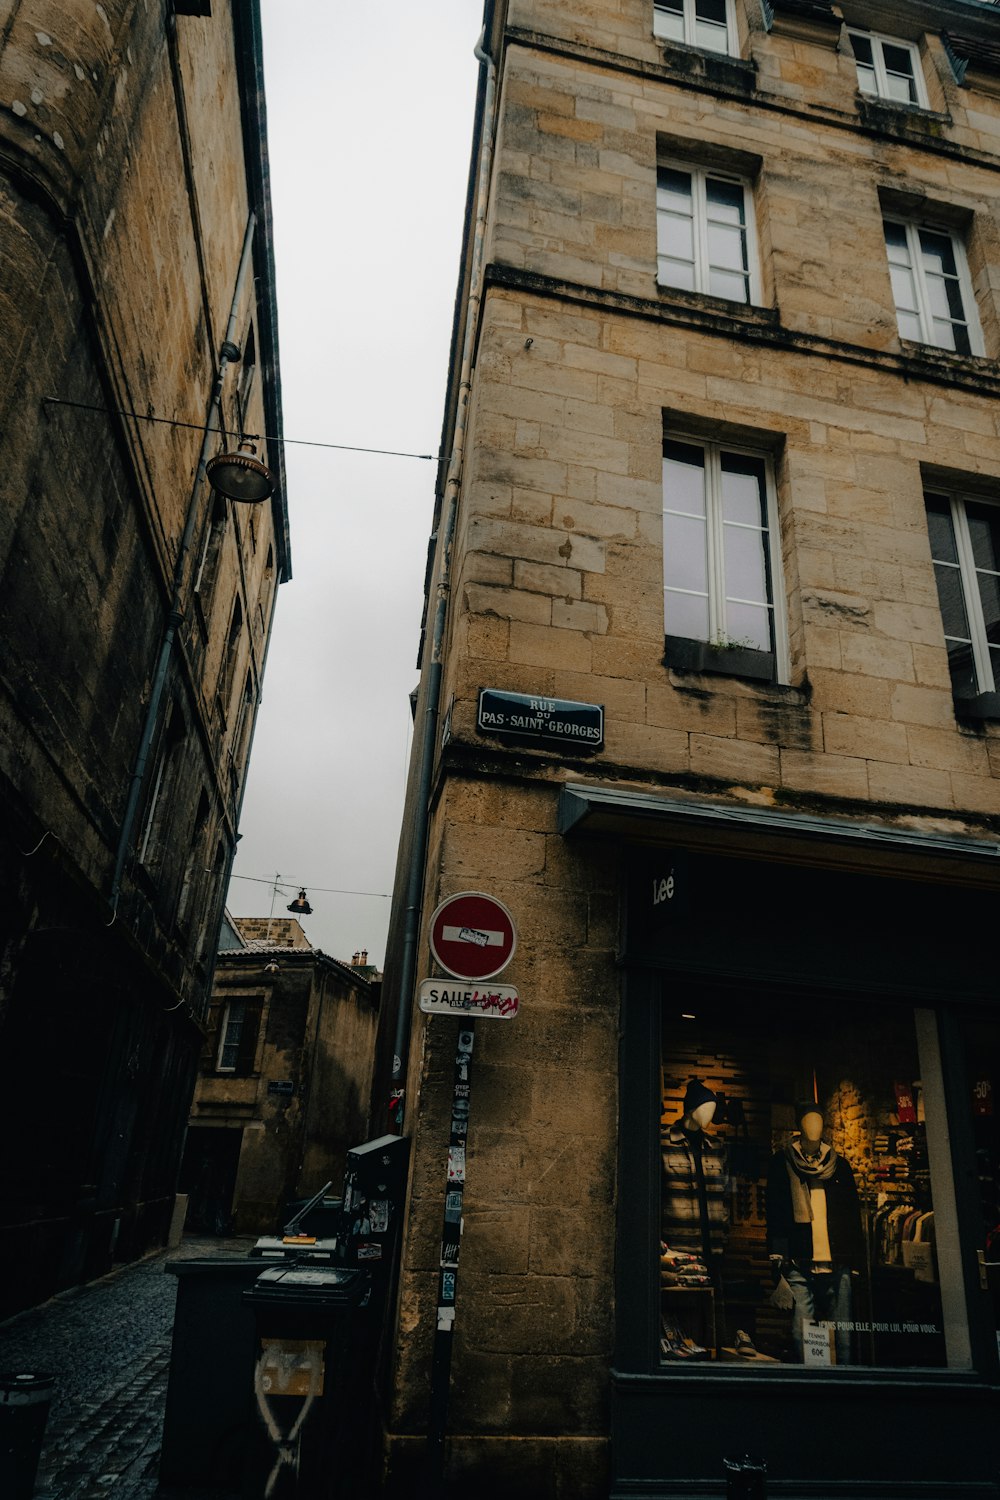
[883,218,982,356]
[175,790,210,932]
[849,29,927,107]
[236,322,257,440]
[217,999,246,1071]
[957,1011,1000,1358]
[662,436,785,676]
[654,0,734,55]
[215,995,262,1074]
[925,489,1000,701]
[657,166,758,304]
[219,593,244,718]
[139,704,185,869]
[658,990,966,1369]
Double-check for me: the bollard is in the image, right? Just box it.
[724,1454,767,1500]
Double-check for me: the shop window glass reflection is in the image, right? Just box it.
[659,998,960,1369]
[960,1014,1000,1351]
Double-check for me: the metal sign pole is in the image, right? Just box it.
[424,1020,475,1494]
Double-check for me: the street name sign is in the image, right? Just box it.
[477,689,603,752]
[428,890,517,981]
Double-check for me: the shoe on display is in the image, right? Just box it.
[734,1329,757,1358]
[660,1322,692,1359]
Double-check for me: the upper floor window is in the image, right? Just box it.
[883,218,983,357]
[663,436,786,679]
[657,165,758,304]
[654,0,735,55]
[216,995,262,1074]
[849,29,927,107]
[925,490,1000,702]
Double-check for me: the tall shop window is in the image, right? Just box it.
[659,994,969,1370]
[662,436,785,677]
[653,0,735,55]
[883,218,983,356]
[656,165,758,304]
[925,489,1000,702]
[958,1011,1000,1357]
[849,29,927,107]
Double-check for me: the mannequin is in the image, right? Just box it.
[662,1079,729,1261]
[766,1101,864,1364]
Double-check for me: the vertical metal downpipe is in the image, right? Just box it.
[390,31,498,1127]
[109,210,258,915]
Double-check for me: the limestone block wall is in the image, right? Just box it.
[0,0,279,963]
[389,775,619,1473]
[445,286,1000,819]
[438,7,1000,830]
[487,43,1000,347]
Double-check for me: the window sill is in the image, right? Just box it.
[897,339,991,376]
[653,284,779,331]
[857,94,953,141]
[663,635,775,683]
[953,691,1000,723]
[658,41,756,95]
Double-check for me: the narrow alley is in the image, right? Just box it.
[0,1237,248,1500]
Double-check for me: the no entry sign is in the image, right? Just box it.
[428,891,517,981]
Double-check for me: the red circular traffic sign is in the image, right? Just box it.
[428,890,517,981]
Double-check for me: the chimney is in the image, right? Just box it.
[360,949,368,966]
[352,952,360,966]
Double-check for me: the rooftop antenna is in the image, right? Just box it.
[265,872,281,942]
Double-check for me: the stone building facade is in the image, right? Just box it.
[0,0,288,1316]
[376,1,1000,1495]
[181,917,380,1235]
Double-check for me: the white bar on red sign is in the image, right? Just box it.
[441,925,505,948]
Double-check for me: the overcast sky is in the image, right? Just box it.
[226,3,483,965]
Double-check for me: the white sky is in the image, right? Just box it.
[226,3,483,966]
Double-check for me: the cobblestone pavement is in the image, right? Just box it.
[0,1235,251,1500]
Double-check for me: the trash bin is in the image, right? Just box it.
[160,1256,268,1491]
[0,1373,54,1500]
[243,1264,369,1499]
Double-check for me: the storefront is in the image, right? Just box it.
[559,786,1000,1498]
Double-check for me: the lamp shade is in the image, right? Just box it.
[206,440,275,503]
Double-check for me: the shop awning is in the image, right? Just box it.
[557,782,1000,886]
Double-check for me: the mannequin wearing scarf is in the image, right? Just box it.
[766,1103,864,1364]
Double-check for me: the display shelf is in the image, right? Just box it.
[661,1285,716,1358]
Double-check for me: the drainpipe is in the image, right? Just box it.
[390,30,498,1128]
[109,210,258,916]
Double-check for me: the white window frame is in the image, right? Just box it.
[848,28,928,108]
[662,435,790,682]
[653,0,736,56]
[925,489,1000,697]
[883,216,984,358]
[216,997,248,1073]
[656,163,761,306]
